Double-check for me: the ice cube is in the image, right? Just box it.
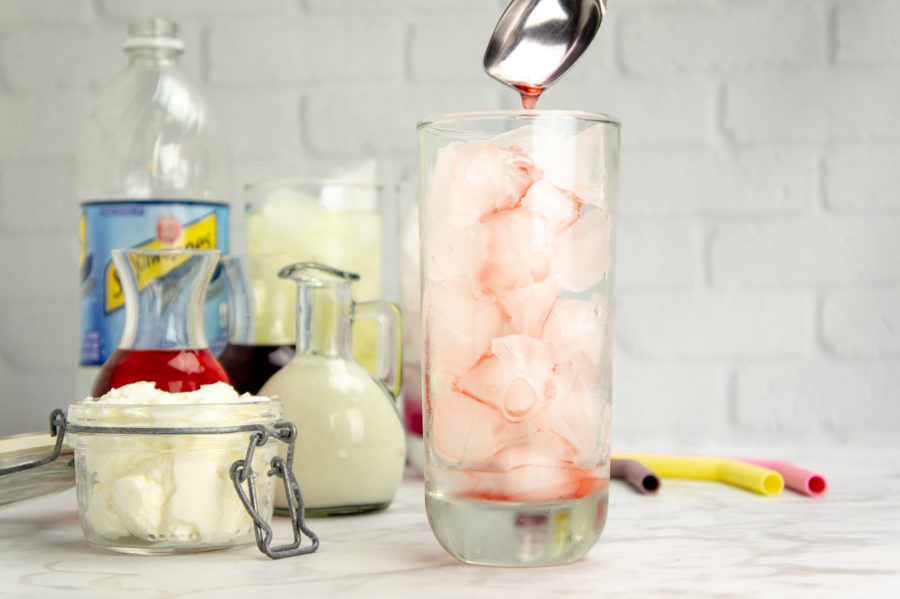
[423,279,509,380]
[424,142,460,224]
[477,207,554,292]
[541,296,608,366]
[430,385,528,467]
[498,277,559,338]
[571,122,613,208]
[527,122,611,207]
[456,334,557,422]
[449,142,543,228]
[423,220,485,283]
[493,430,578,469]
[530,351,604,465]
[471,462,581,502]
[488,123,542,155]
[553,208,611,292]
[521,178,583,233]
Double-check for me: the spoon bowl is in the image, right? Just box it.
[483,0,606,99]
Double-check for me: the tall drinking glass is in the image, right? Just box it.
[417,110,620,566]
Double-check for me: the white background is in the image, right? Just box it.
[1,0,898,447]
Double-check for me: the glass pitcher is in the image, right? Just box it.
[259,262,405,516]
[243,178,388,376]
[91,248,231,396]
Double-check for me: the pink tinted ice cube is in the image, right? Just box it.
[521,178,583,233]
[423,279,509,380]
[449,142,542,228]
[530,351,603,465]
[553,208,611,292]
[477,207,554,292]
[457,335,557,421]
[471,463,581,502]
[430,385,528,467]
[541,296,608,366]
[497,277,559,338]
[492,430,578,469]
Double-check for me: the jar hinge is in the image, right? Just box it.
[230,421,320,559]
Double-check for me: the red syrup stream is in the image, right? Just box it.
[516,85,544,109]
[91,348,231,396]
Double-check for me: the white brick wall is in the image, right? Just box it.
[1,0,898,447]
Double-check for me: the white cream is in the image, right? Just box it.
[70,383,280,552]
[85,381,267,405]
[260,358,406,513]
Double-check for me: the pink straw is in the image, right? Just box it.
[611,458,661,494]
[738,459,827,497]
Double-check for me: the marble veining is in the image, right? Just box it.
[1,446,899,598]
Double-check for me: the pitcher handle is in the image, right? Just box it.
[354,300,403,398]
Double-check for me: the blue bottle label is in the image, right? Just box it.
[79,200,230,365]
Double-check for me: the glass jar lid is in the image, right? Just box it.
[0,432,74,507]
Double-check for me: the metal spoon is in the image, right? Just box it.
[483,0,606,106]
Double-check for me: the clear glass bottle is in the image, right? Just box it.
[259,263,405,516]
[76,18,233,397]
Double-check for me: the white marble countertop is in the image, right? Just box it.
[2,447,899,598]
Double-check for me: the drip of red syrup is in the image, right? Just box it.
[91,348,231,396]
[516,85,544,110]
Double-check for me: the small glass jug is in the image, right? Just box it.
[91,248,230,396]
[259,262,405,516]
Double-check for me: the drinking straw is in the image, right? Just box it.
[611,458,660,494]
[738,458,826,497]
[611,452,784,496]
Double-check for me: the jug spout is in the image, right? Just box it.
[278,262,402,397]
[279,262,359,361]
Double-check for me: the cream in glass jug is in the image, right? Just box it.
[259,263,405,516]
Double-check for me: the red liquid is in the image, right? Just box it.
[218,343,295,395]
[402,362,424,435]
[91,348,231,396]
[516,85,544,110]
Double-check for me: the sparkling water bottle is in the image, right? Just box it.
[75,18,233,398]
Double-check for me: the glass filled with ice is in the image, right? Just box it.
[417,110,620,566]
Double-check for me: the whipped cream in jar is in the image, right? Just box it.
[61,382,317,557]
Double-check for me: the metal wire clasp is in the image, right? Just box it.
[230,421,320,559]
[0,409,67,477]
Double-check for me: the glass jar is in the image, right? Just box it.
[65,397,293,555]
[417,110,620,566]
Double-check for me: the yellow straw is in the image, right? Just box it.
[611,452,784,496]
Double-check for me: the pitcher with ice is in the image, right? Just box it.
[418,111,619,566]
